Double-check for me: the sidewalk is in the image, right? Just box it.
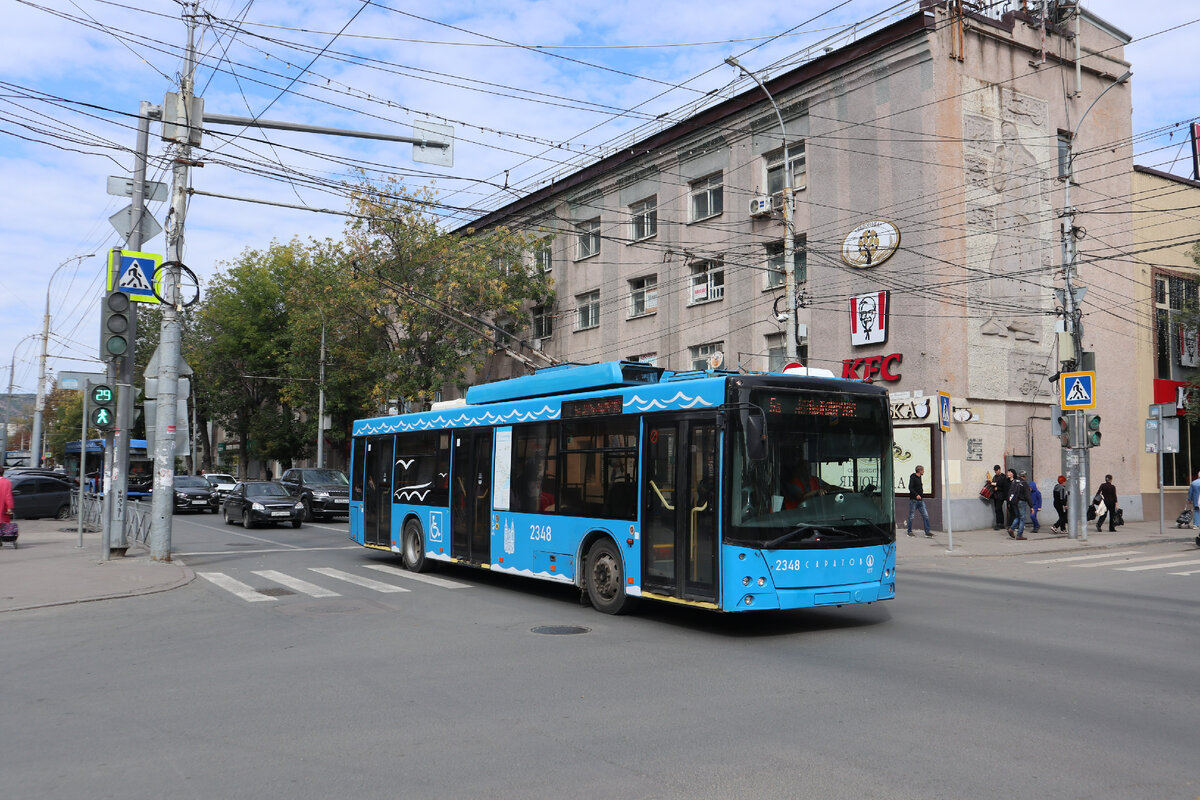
[0,518,194,613]
[898,516,1199,563]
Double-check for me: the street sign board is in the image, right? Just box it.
[106,175,168,203]
[57,370,107,391]
[1059,371,1096,410]
[107,250,163,303]
[937,391,951,432]
[108,203,163,242]
[413,120,454,167]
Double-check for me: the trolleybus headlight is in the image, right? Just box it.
[757,577,766,587]
[742,576,751,586]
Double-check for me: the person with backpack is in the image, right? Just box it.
[1051,475,1069,533]
[1028,476,1043,533]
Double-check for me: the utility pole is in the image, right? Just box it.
[149,3,199,562]
[317,316,326,469]
[1060,67,1131,541]
[725,56,799,362]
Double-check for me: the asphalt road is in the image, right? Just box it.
[2,513,1196,799]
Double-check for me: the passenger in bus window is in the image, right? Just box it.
[782,462,823,509]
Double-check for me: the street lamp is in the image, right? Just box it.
[1060,69,1131,541]
[30,253,95,467]
[726,56,800,363]
[2,332,42,462]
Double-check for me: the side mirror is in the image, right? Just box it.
[741,407,767,462]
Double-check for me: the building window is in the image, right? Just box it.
[764,235,807,288]
[630,197,657,241]
[766,143,806,195]
[628,276,658,318]
[766,334,787,372]
[627,353,658,367]
[689,260,724,305]
[532,305,553,340]
[575,290,600,331]
[534,240,552,274]
[1155,274,1199,379]
[576,218,600,260]
[689,173,723,221]
[689,341,723,371]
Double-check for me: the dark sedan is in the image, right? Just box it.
[173,474,217,513]
[221,481,304,529]
[10,474,73,519]
[279,468,350,521]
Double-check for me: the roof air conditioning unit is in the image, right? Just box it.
[748,196,773,217]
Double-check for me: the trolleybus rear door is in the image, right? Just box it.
[451,429,493,564]
[642,417,718,603]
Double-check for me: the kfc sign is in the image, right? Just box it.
[843,353,902,382]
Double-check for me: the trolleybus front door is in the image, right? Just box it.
[451,429,493,565]
[642,417,718,603]
[362,435,393,547]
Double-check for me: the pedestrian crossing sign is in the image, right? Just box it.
[106,250,163,303]
[1060,370,1096,410]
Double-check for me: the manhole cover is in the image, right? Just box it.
[531,625,590,636]
[257,587,295,597]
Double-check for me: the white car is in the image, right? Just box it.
[204,473,238,510]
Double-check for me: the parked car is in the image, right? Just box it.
[172,474,217,513]
[221,481,304,529]
[278,468,350,521]
[203,473,237,510]
[8,467,79,486]
[9,474,73,519]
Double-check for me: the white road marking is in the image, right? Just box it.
[1069,554,1184,568]
[1027,551,1141,564]
[252,570,341,598]
[1168,568,1200,576]
[309,567,410,593]
[175,546,359,557]
[198,572,275,602]
[1115,558,1200,572]
[363,563,471,589]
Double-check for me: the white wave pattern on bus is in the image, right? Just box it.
[355,405,561,435]
[394,482,433,502]
[625,392,715,413]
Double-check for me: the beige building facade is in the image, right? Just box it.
[464,3,1142,528]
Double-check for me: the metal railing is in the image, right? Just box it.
[69,493,153,544]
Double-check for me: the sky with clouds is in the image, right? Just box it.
[0,0,1195,398]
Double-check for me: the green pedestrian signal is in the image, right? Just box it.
[1085,413,1101,447]
[90,383,115,431]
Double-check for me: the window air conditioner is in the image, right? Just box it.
[748,197,773,217]
[770,193,788,212]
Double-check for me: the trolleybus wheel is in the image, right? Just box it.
[402,519,429,573]
[586,539,635,615]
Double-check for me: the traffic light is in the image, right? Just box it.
[90,383,115,431]
[1055,411,1072,448]
[101,291,132,360]
[1085,413,1102,447]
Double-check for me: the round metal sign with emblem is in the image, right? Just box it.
[841,220,900,268]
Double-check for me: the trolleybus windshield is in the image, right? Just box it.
[730,388,893,548]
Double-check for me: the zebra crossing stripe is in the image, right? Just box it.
[1027,551,1141,564]
[252,570,341,598]
[199,572,275,602]
[363,563,471,589]
[1069,554,1183,568]
[309,567,410,593]
[1115,558,1200,572]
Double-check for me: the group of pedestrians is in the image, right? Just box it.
[987,465,1048,540]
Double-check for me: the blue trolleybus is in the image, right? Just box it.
[349,361,896,614]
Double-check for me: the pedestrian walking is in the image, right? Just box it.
[1095,474,1119,532]
[1052,475,1069,533]
[1006,469,1031,540]
[1028,476,1042,533]
[0,467,13,545]
[1188,471,1200,530]
[990,465,1010,530]
[906,465,933,537]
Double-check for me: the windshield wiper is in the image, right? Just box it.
[838,515,890,537]
[764,524,867,548]
[763,524,823,548]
